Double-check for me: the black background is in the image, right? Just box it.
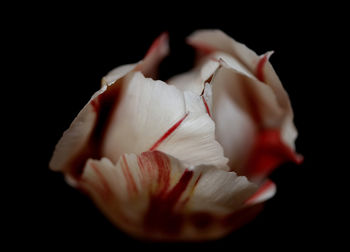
[7,3,342,250]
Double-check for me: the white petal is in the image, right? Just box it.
[245,180,276,206]
[49,75,126,178]
[101,63,139,86]
[50,33,170,178]
[167,58,219,95]
[102,71,228,170]
[49,102,97,174]
[187,29,259,75]
[211,79,257,173]
[79,151,256,241]
[187,165,257,214]
[188,29,298,150]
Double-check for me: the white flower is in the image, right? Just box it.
[50,30,302,241]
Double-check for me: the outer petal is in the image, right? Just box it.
[211,65,285,173]
[101,32,170,86]
[102,71,228,170]
[187,29,298,150]
[137,31,170,79]
[50,33,170,182]
[101,63,139,86]
[78,151,257,241]
[245,179,276,206]
[49,79,123,184]
[187,30,301,178]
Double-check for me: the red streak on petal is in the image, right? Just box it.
[154,152,171,194]
[138,151,171,194]
[90,97,100,113]
[188,41,215,55]
[244,129,303,181]
[179,173,202,208]
[245,180,274,205]
[256,54,269,82]
[90,162,111,199]
[68,80,123,180]
[145,32,169,57]
[149,113,189,151]
[121,155,138,194]
[202,96,211,117]
[144,169,194,234]
[165,170,193,205]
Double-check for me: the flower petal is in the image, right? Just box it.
[135,31,170,79]
[50,33,170,181]
[243,129,303,182]
[167,58,219,95]
[101,32,169,86]
[187,29,262,76]
[187,29,298,150]
[49,78,124,182]
[79,151,257,241]
[212,64,302,176]
[101,63,139,86]
[102,71,228,170]
[186,30,301,177]
[245,179,276,206]
[49,100,97,177]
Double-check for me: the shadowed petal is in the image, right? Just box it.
[49,78,124,183]
[79,151,256,241]
[49,100,98,177]
[50,33,170,181]
[245,179,276,205]
[102,71,228,170]
[243,130,303,182]
[133,31,169,79]
[185,30,301,178]
[187,29,299,150]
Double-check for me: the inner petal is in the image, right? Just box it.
[101,71,228,170]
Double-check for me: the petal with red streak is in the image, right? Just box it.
[101,32,169,86]
[242,129,303,182]
[49,76,124,182]
[187,29,299,151]
[102,71,228,170]
[245,179,276,206]
[79,151,256,241]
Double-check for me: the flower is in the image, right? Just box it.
[49,30,302,241]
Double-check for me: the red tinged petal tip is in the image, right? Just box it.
[244,129,303,181]
[187,40,216,55]
[245,180,276,205]
[90,98,99,113]
[145,32,169,57]
[256,52,273,82]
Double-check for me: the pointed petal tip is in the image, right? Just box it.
[295,153,304,164]
[245,179,276,205]
[145,31,170,57]
[265,50,275,60]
